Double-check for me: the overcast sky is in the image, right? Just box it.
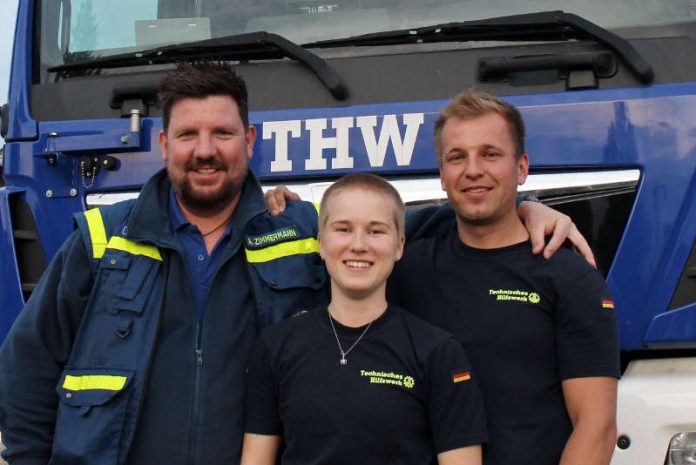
[1,0,20,143]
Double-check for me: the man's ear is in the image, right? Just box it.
[518,153,530,185]
[159,130,168,162]
[246,125,257,160]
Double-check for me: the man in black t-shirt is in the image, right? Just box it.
[388,91,620,465]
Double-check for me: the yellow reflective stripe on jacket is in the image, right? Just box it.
[107,236,162,261]
[84,209,108,259]
[313,202,320,215]
[245,238,319,263]
[63,374,127,391]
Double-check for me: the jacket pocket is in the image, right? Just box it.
[92,251,160,315]
[250,252,326,291]
[250,252,329,327]
[49,368,134,465]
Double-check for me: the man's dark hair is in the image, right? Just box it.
[159,61,249,132]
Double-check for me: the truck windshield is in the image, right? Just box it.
[41,0,696,69]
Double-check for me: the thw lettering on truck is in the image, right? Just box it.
[262,113,426,172]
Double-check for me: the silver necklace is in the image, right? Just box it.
[327,309,373,366]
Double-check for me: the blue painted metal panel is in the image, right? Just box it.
[6,0,38,141]
[645,303,696,347]
[643,167,696,346]
[2,139,83,262]
[0,188,27,341]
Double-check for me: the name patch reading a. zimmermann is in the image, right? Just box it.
[246,227,299,249]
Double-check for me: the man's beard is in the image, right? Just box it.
[177,177,242,213]
[169,160,246,215]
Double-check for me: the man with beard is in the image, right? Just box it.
[0,62,329,465]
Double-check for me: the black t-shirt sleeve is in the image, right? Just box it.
[427,337,488,453]
[244,339,282,435]
[555,268,621,380]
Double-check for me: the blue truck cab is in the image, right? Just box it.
[1,1,696,462]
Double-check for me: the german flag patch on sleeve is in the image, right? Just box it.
[602,299,615,310]
[451,371,471,383]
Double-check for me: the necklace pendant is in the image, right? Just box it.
[339,357,348,365]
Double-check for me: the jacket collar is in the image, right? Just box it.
[126,168,268,249]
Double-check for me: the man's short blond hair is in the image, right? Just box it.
[433,90,526,167]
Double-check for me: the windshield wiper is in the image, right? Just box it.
[48,31,349,100]
[305,10,653,84]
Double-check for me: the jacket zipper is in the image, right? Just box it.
[185,209,265,464]
[186,317,205,465]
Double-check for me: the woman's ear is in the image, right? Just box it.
[395,236,405,261]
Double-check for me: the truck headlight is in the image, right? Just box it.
[668,433,696,465]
